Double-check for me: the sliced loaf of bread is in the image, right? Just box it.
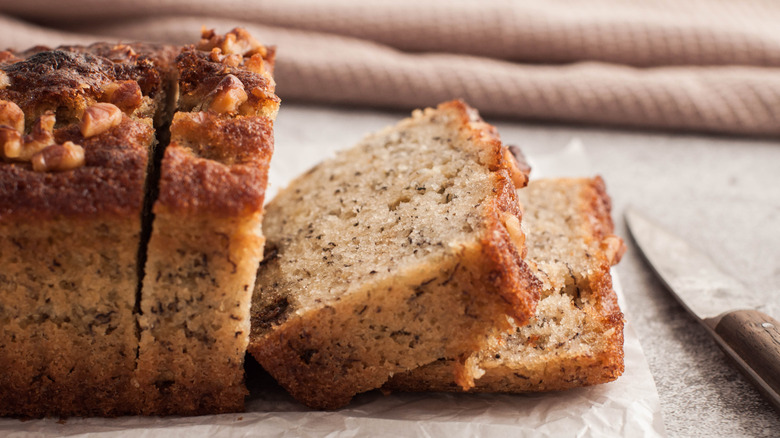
[385,177,626,393]
[248,100,541,409]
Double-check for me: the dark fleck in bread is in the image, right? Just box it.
[384,177,626,393]
[135,28,277,415]
[248,100,541,409]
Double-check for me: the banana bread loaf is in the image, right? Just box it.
[385,177,626,393]
[248,100,541,409]
[0,28,278,417]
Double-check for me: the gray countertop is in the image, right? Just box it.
[275,104,780,438]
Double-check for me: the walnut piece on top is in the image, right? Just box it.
[198,27,268,58]
[0,126,22,159]
[31,141,85,172]
[102,81,143,114]
[80,102,123,138]
[0,100,24,133]
[19,111,56,160]
[207,74,248,115]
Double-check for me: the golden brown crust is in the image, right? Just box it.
[386,347,624,393]
[479,177,540,323]
[581,176,625,319]
[169,112,274,165]
[249,317,364,410]
[0,116,153,221]
[156,113,273,217]
[440,100,530,189]
[444,99,538,323]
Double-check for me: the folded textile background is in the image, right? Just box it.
[2,0,780,137]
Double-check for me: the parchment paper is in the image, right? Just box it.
[0,116,667,437]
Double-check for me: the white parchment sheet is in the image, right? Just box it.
[0,107,667,437]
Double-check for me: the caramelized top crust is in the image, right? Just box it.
[62,42,179,100]
[0,116,153,221]
[156,113,274,217]
[176,47,279,117]
[0,50,116,129]
[1,43,178,130]
[155,145,270,218]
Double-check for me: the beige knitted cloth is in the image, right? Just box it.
[2,0,780,136]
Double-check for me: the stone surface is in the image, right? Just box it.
[274,104,780,437]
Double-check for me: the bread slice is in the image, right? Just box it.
[0,41,170,415]
[384,177,626,393]
[248,100,541,409]
[135,28,278,415]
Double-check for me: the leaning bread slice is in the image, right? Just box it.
[248,100,541,409]
[136,28,277,415]
[385,177,626,393]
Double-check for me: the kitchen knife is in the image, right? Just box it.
[625,207,780,414]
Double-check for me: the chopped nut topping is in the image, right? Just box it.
[103,44,138,62]
[0,126,22,159]
[0,70,9,90]
[222,53,243,68]
[0,100,24,132]
[603,235,626,265]
[80,102,123,138]
[246,87,280,117]
[208,47,222,62]
[102,81,143,113]
[208,74,248,114]
[245,54,267,75]
[0,51,19,63]
[19,112,56,160]
[208,48,242,67]
[502,212,525,250]
[31,141,85,172]
[198,27,267,57]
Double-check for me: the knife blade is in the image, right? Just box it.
[625,207,780,414]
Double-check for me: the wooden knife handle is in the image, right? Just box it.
[710,309,780,413]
